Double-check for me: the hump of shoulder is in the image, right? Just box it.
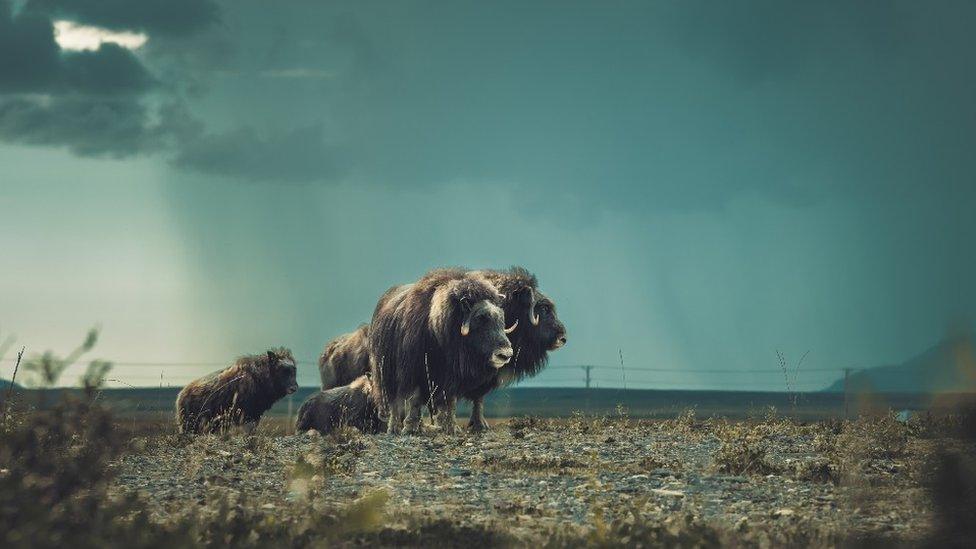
[505,266,538,289]
[482,266,538,295]
[454,273,499,303]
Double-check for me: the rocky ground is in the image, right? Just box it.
[110,410,972,546]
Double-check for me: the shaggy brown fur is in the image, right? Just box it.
[318,324,371,390]
[295,375,384,434]
[369,268,513,435]
[462,267,567,430]
[176,348,298,434]
[322,267,566,432]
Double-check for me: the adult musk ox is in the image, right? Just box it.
[318,324,370,389]
[176,348,299,434]
[462,267,567,430]
[369,268,516,435]
[296,374,384,434]
[321,266,567,431]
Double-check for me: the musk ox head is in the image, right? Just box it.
[431,276,516,371]
[508,286,567,351]
[266,349,299,395]
[460,297,517,369]
[532,292,567,351]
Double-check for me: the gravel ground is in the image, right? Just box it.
[113,414,953,545]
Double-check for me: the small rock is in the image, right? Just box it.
[651,488,685,498]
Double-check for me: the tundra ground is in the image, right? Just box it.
[101,408,975,547]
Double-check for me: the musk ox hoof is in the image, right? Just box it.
[467,419,490,432]
[401,421,423,435]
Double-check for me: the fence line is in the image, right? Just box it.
[0,356,879,375]
[2,355,917,392]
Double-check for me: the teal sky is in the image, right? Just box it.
[1,1,974,390]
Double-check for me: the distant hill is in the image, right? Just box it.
[825,332,976,393]
[0,378,21,391]
[0,385,954,420]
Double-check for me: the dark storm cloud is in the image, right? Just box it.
[173,124,339,182]
[665,0,909,81]
[0,1,62,93]
[0,0,216,157]
[0,95,201,156]
[286,0,973,214]
[0,97,158,156]
[26,0,221,37]
[61,44,156,95]
[1,1,155,95]
[3,0,976,212]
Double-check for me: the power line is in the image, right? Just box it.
[0,358,872,375]
[0,358,320,367]
[545,364,845,373]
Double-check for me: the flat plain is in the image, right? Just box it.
[104,408,974,547]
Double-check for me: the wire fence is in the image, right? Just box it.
[518,364,880,391]
[0,355,908,392]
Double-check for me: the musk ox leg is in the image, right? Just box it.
[402,389,424,435]
[437,396,458,435]
[192,411,215,435]
[467,397,490,432]
[386,397,405,435]
[176,410,194,434]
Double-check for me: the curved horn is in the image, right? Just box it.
[459,297,472,336]
[504,318,519,334]
[529,289,540,326]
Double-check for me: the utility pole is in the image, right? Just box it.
[619,349,627,390]
[581,365,592,389]
[843,368,852,419]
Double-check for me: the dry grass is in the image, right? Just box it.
[474,451,593,473]
[711,422,782,476]
[3,395,975,547]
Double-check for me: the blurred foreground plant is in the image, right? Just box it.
[21,327,113,389]
[0,395,190,548]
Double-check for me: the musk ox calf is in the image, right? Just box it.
[295,374,384,434]
[318,324,370,390]
[176,348,299,434]
[461,267,567,430]
[369,268,516,435]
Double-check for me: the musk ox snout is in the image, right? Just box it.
[492,346,514,368]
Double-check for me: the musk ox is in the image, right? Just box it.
[176,348,299,434]
[295,374,384,434]
[318,324,370,389]
[369,268,516,435]
[321,266,567,431]
[461,267,567,430]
